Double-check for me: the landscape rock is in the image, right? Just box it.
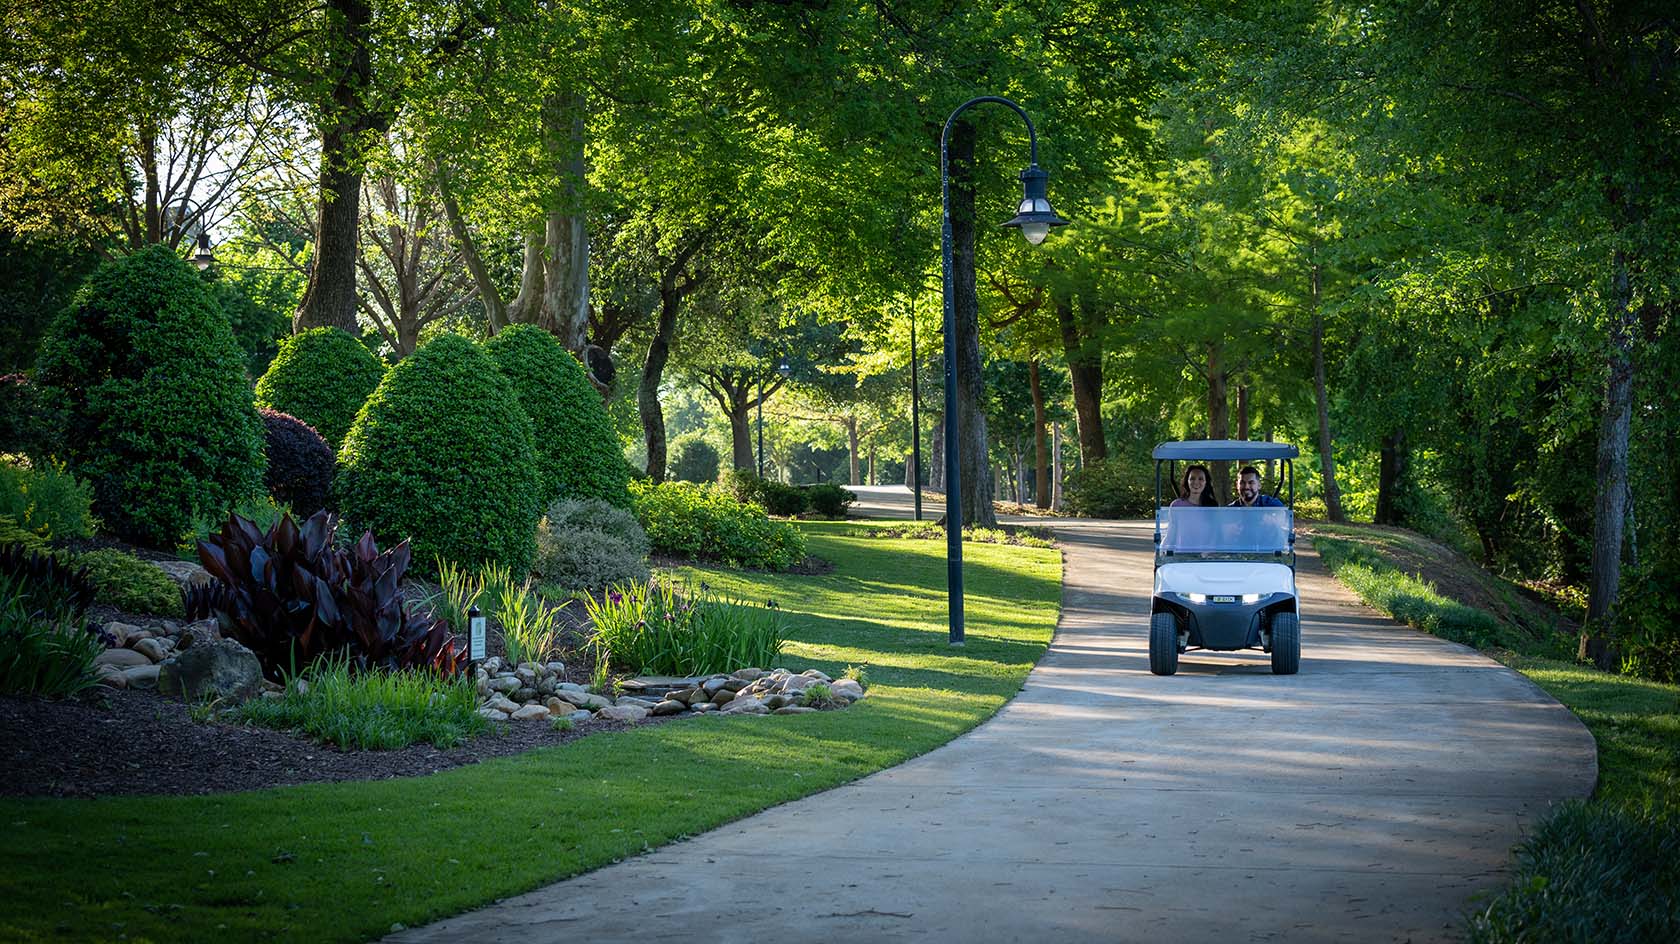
[132,637,169,663]
[800,669,831,681]
[732,668,766,681]
[567,710,592,723]
[95,665,127,689]
[482,657,504,675]
[484,694,519,714]
[476,707,505,721]
[512,687,538,703]
[95,648,151,669]
[701,678,731,696]
[121,664,160,689]
[544,696,568,714]
[103,621,143,647]
[651,700,686,716]
[721,697,769,715]
[710,688,736,706]
[509,704,551,722]
[773,706,818,715]
[597,704,648,722]
[150,559,213,590]
[830,680,865,700]
[175,620,221,651]
[545,661,566,676]
[555,690,611,711]
[487,676,520,694]
[514,666,537,686]
[156,639,263,702]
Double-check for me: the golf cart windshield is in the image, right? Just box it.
[1156,506,1292,554]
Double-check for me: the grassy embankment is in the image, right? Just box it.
[0,521,1062,943]
[1306,522,1679,942]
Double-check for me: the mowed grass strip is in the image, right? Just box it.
[0,521,1061,943]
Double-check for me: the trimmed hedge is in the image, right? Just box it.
[258,409,333,518]
[254,327,384,450]
[34,245,265,547]
[629,480,805,570]
[482,324,630,507]
[335,333,542,574]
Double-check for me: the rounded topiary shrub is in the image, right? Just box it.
[670,434,720,484]
[258,409,333,518]
[34,245,265,547]
[482,324,630,507]
[254,327,384,450]
[335,333,542,574]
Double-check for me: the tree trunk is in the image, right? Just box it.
[1375,428,1408,525]
[1236,384,1250,441]
[1031,359,1050,509]
[639,289,680,483]
[1051,422,1065,511]
[1055,289,1106,464]
[929,418,945,493]
[537,93,590,352]
[1581,250,1636,670]
[140,126,161,245]
[947,120,996,527]
[728,396,753,472]
[1207,342,1230,501]
[846,416,860,486]
[436,168,507,331]
[295,0,382,333]
[868,444,877,485]
[1311,261,1345,521]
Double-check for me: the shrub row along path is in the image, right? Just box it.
[389,486,1595,944]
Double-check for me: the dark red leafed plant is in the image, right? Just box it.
[186,510,464,681]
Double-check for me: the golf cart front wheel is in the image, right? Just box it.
[1271,612,1300,675]
[1149,612,1179,676]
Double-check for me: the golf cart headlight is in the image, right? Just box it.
[1241,593,1263,604]
[1185,592,1208,604]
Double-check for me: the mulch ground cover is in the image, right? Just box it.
[0,688,666,800]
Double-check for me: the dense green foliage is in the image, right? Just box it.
[33,246,265,547]
[483,325,629,507]
[75,549,183,618]
[584,580,785,677]
[1064,459,1156,519]
[336,334,543,574]
[533,498,650,594]
[0,457,95,540]
[0,373,63,462]
[722,470,805,516]
[257,409,333,518]
[235,657,488,750]
[629,480,805,570]
[804,483,854,519]
[253,328,385,451]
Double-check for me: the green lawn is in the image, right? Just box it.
[0,521,1062,943]
[1305,524,1680,942]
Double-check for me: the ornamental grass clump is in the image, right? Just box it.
[0,545,102,697]
[584,580,785,677]
[235,656,487,750]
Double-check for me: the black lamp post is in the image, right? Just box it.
[759,358,792,479]
[940,96,1067,646]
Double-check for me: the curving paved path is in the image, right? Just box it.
[388,488,1594,943]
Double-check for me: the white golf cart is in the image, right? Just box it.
[1149,440,1301,675]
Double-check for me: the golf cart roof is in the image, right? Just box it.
[1152,440,1301,461]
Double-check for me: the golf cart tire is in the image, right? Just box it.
[1271,612,1300,675]
[1149,612,1179,676]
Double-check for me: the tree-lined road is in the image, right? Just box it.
[390,490,1594,942]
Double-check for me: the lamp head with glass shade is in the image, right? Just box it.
[776,359,793,379]
[1001,163,1068,245]
[192,232,215,271]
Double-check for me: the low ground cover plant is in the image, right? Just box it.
[235,657,487,750]
[253,327,384,451]
[187,511,465,681]
[76,548,183,617]
[630,480,805,569]
[0,545,101,696]
[34,245,266,546]
[584,579,785,677]
[0,456,95,540]
[533,498,650,595]
[853,521,1055,548]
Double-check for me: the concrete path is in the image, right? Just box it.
[389,488,1594,943]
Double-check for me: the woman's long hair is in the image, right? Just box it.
[1179,464,1219,506]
